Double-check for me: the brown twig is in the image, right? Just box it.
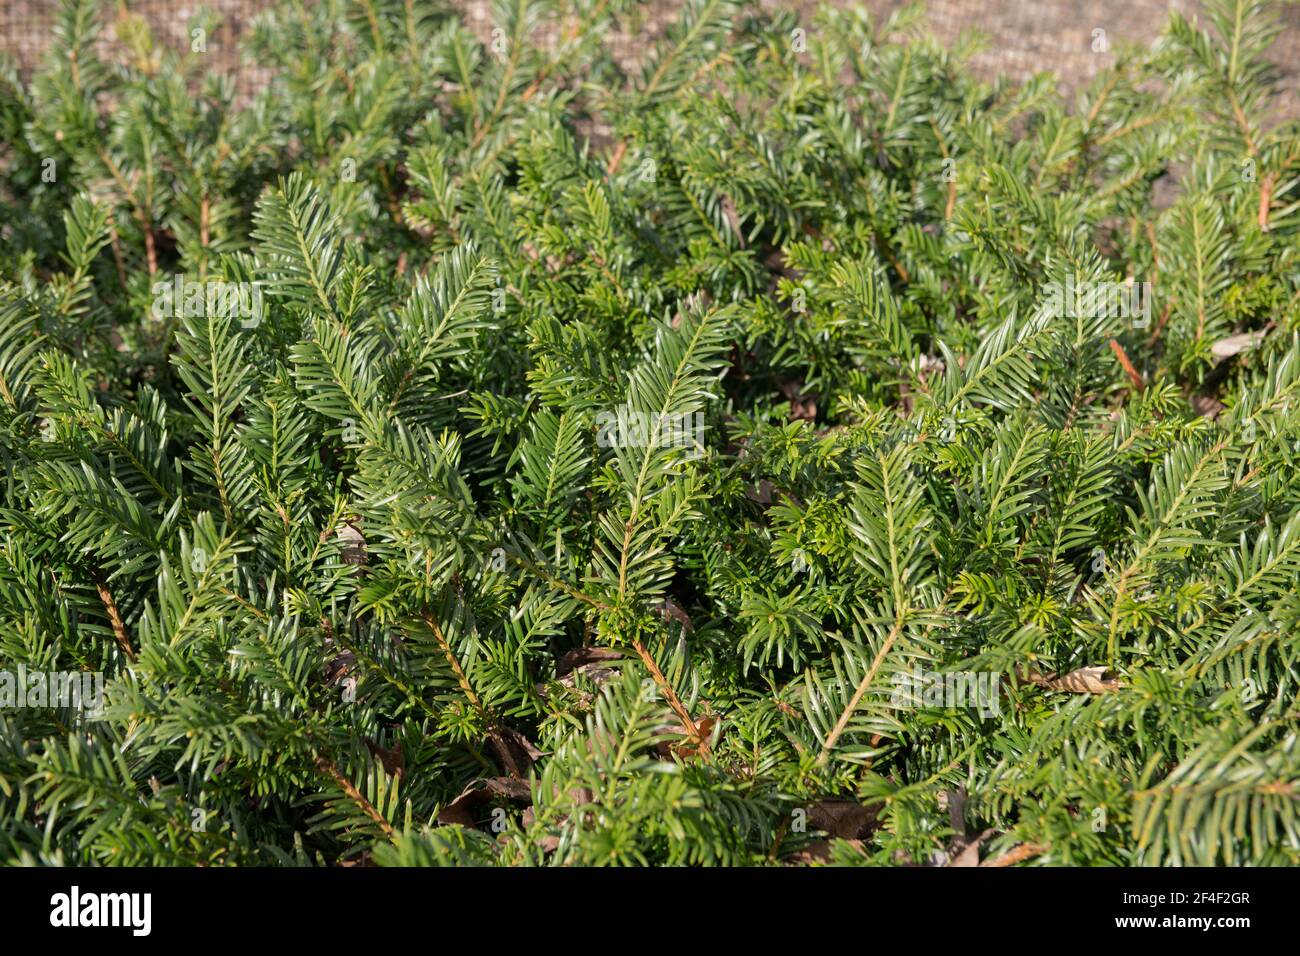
[519,0,609,102]
[766,816,791,863]
[106,223,130,291]
[1108,338,1144,391]
[1146,299,1173,347]
[142,224,157,277]
[95,145,157,277]
[981,842,1047,867]
[606,140,628,176]
[817,618,902,765]
[875,230,910,282]
[199,195,210,277]
[92,572,136,662]
[315,754,396,839]
[1143,219,1160,288]
[632,638,711,759]
[1257,172,1274,231]
[421,609,484,715]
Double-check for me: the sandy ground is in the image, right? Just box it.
[2,0,1297,119]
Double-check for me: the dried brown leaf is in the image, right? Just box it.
[1191,394,1226,419]
[437,777,533,828]
[655,597,694,633]
[944,828,995,867]
[1020,665,1121,694]
[808,799,877,840]
[745,479,774,505]
[337,520,366,566]
[363,737,405,778]
[487,726,544,778]
[555,646,623,678]
[1210,330,1268,358]
[778,378,817,422]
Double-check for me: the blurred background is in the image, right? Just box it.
[3,1,1299,115]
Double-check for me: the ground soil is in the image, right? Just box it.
[2,1,1296,120]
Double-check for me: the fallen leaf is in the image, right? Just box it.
[655,597,694,633]
[1211,330,1269,358]
[483,777,533,801]
[651,714,718,759]
[778,378,817,422]
[436,785,481,827]
[555,646,623,678]
[324,649,355,685]
[364,737,405,778]
[808,799,877,840]
[744,479,775,505]
[1019,665,1121,694]
[790,838,864,864]
[337,519,366,566]
[437,777,533,828]
[1191,394,1225,419]
[673,714,717,759]
[487,726,544,778]
[719,194,745,248]
[943,828,995,867]
[539,648,623,700]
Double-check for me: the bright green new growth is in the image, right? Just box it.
[1,0,1298,866]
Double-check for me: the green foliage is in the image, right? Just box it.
[1,0,1298,867]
